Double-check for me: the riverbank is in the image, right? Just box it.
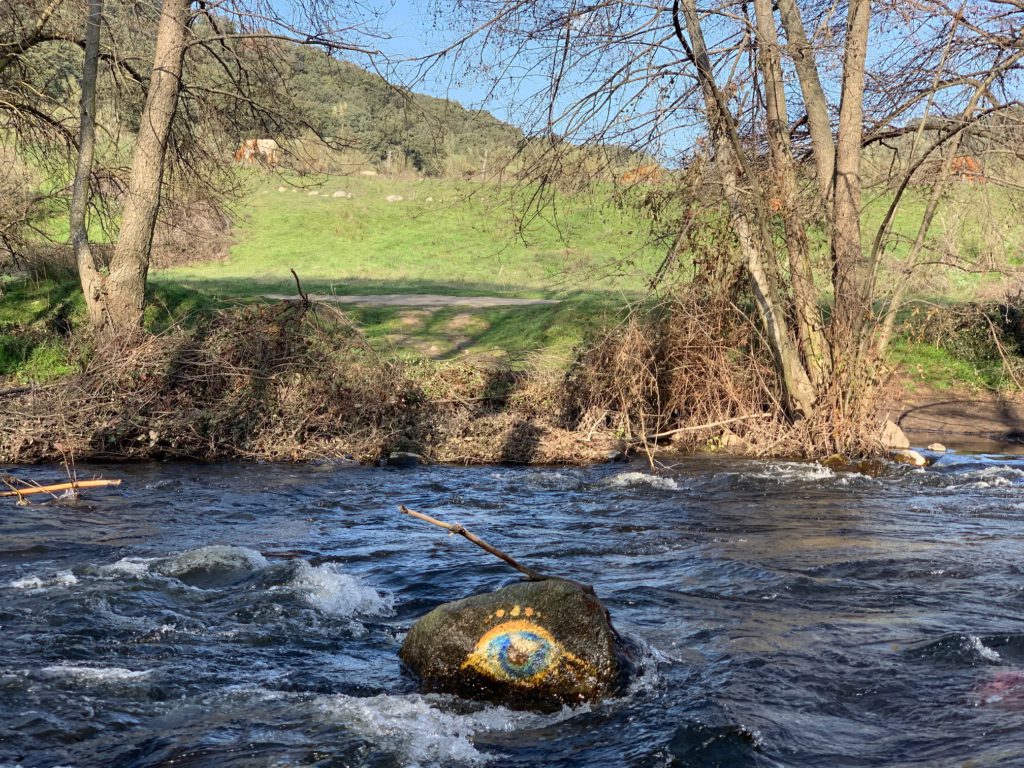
[3,305,1019,466]
[4,278,1024,465]
[886,382,1024,454]
[0,300,623,466]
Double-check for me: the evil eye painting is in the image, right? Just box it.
[461,606,588,685]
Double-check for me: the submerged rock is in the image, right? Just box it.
[152,545,267,589]
[891,448,928,467]
[400,578,620,710]
[386,451,424,468]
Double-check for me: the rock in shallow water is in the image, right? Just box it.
[400,578,620,710]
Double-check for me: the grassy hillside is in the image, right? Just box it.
[154,175,664,359]
[160,175,662,293]
[6,173,1024,383]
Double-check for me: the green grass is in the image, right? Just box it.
[8,173,1024,382]
[0,276,225,382]
[861,184,1024,295]
[152,174,662,360]
[149,175,1024,366]
[887,338,1006,392]
[157,175,663,298]
[340,293,625,361]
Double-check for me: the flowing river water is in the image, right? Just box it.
[3,452,1024,767]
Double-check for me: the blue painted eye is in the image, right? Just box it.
[484,629,555,679]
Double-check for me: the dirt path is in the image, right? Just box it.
[264,293,560,309]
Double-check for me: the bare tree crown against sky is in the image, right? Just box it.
[397,0,1024,450]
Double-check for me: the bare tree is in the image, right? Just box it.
[69,0,105,330]
[3,0,380,335]
[426,0,1024,451]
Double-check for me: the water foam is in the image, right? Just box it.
[285,562,394,618]
[752,462,835,482]
[96,556,156,578]
[317,693,581,767]
[968,635,1002,663]
[9,570,77,590]
[946,466,1024,490]
[39,663,153,683]
[605,472,680,491]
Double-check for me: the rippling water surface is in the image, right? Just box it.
[3,452,1024,767]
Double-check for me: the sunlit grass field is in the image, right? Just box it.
[153,174,1023,362]
[154,175,665,359]
[158,175,664,296]
[5,173,1022,382]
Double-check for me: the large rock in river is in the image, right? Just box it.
[400,578,620,710]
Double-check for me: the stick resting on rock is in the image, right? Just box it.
[399,504,548,581]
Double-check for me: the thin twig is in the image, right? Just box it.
[639,413,769,442]
[290,268,310,309]
[399,504,547,581]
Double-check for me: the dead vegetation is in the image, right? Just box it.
[0,301,617,465]
[565,287,890,459]
[0,285,905,465]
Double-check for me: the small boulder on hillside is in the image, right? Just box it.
[385,194,403,203]
[400,578,621,711]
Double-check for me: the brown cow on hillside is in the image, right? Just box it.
[950,154,985,183]
[619,164,663,185]
[234,138,281,167]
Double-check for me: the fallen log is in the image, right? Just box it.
[0,479,122,497]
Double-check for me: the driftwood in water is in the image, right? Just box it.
[0,479,122,498]
[399,504,547,581]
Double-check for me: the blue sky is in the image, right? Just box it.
[352,1,536,123]
[333,1,1022,163]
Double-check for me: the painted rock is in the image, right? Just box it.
[400,578,620,710]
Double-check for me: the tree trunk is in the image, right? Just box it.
[774,0,834,202]
[675,0,816,420]
[71,0,107,332]
[104,0,191,334]
[753,0,825,386]
[829,0,871,360]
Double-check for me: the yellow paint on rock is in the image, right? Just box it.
[460,611,592,688]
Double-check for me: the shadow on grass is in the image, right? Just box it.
[151,275,642,360]
[152,273,631,301]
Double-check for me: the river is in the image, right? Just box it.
[2,453,1024,766]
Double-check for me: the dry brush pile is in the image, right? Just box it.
[566,288,889,458]
[0,301,617,465]
[1,283,910,466]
